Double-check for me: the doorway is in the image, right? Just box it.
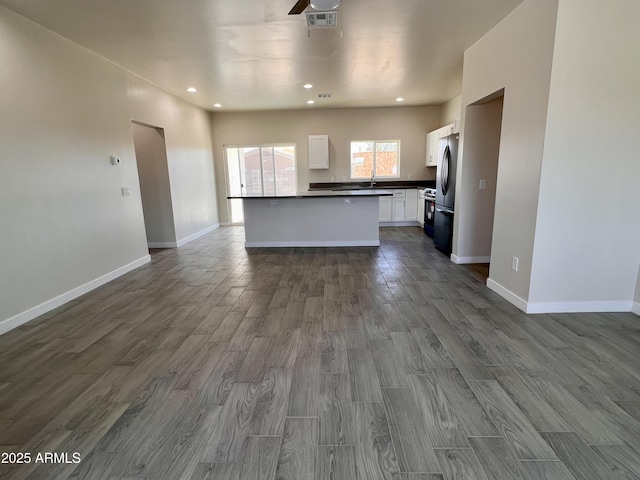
[224,144,297,224]
[131,122,176,247]
[457,91,504,277]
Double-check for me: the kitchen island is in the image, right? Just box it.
[228,190,392,247]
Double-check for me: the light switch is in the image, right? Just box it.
[121,187,131,196]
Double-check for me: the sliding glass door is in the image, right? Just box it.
[225,144,297,224]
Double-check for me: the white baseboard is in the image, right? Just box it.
[487,277,637,314]
[148,241,178,248]
[379,221,421,227]
[245,240,380,248]
[526,300,634,315]
[451,255,491,264]
[176,224,220,247]
[219,222,231,227]
[0,255,151,336]
[486,278,528,313]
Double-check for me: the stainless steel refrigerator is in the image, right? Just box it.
[434,133,458,256]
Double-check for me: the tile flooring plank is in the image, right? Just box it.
[467,436,529,480]
[237,337,277,383]
[319,374,356,446]
[382,388,441,473]
[321,331,348,374]
[468,380,557,460]
[518,460,578,480]
[275,418,318,480]
[541,432,616,480]
[189,462,235,480]
[434,448,489,480]
[409,327,454,368]
[370,340,410,388]
[432,369,498,437]
[347,348,384,402]
[198,350,246,406]
[408,375,470,448]
[590,445,640,480]
[249,368,292,436]
[316,446,357,480]
[232,435,281,480]
[287,350,321,417]
[354,402,401,480]
[391,331,430,374]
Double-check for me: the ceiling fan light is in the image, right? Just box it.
[310,0,341,11]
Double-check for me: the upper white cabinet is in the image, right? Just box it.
[427,123,457,167]
[426,130,439,167]
[308,134,329,169]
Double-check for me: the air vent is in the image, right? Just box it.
[317,93,332,98]
[306,11,337,28]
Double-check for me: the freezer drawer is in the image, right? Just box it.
[434,206,454,256]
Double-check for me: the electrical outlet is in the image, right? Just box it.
[479,179,487,190]
[408,173,413,180]
[121,187,131,196]
[270,200,278,205]
[512,256,519,272]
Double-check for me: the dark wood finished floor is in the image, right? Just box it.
[1,226,640,479]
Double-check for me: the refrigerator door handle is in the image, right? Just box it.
[441,145,450,196]
[436,207,454,215]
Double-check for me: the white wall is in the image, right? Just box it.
[441,96,462,126]
[456,0,559,305]
[0,7,219,333]
[127,74,218,242]
[452,96,503,263]
[634,267,640,315]
[131,123,177,245]
[528,0,640,312]
[0,7,149,331]
[211,106,440,224]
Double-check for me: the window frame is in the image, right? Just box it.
[349,139,401,180]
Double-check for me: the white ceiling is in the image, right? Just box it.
[0,0,523,111]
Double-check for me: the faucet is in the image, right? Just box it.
[370,170,376,188]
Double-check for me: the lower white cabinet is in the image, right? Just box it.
[405,189,418,221]
[392,198,405,221]
[379,189,423,225]
[378,197,392,222]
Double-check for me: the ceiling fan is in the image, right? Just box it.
[288,0,341,15]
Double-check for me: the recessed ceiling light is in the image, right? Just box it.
[395,97,404,102]
[303,84,313,89]
[187,87,197,93]
[307,100,315,105]
[213,103,222,108]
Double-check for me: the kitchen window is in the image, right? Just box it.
[225,144,297,224]
[350,140,400,179]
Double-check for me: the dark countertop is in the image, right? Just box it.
[227,189,393,199]
[309,180,435,191]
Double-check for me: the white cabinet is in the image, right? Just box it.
[405,189,418,221]
[439,123,454,138]
[378,197,392,222]
[417,190,425,226]
[426,130,439,167]
[391,190,406,222]
[392,198,405,221]
[308,134,329,169]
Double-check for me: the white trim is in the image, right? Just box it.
[379,221,420,227]
[451,255,491,264]
[219,222,231,227]
[148,241,178,248]
[0,255,151,335]
[526,300,634,314]
[487,277,637,314]
[175,224,219,247]
[245,240,380,248]
[486,278,528,313]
